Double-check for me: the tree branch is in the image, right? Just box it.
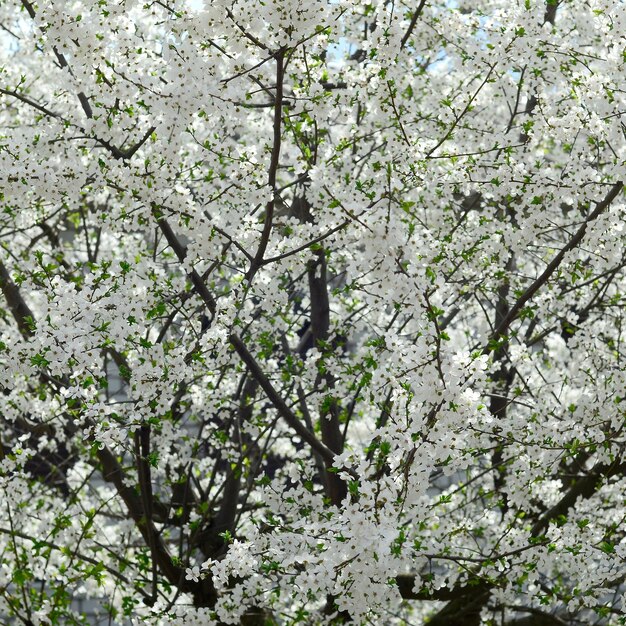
[98,125,156,161]
[98,444,218,606]
[229,333,354,475]
[486,182,623,351]
[395,575,490,601]
[0,87,60,119]
[308,248,346,505]
[530,459,625,537]
[247,48,286,280]
[135,423,158,603]
[0,261,35,338]
[20,0,93,119]
[400,0,428,49]
[154,211,217,318]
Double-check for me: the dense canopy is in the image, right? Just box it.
[1,0,626,624]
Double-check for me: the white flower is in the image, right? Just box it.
[185,565,201,582]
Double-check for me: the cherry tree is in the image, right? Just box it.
[0,0,625,624]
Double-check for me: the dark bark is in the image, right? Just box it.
[308,248,347,505]
[0,261,35,338]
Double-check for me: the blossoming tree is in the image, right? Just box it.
[1,0,625,624]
